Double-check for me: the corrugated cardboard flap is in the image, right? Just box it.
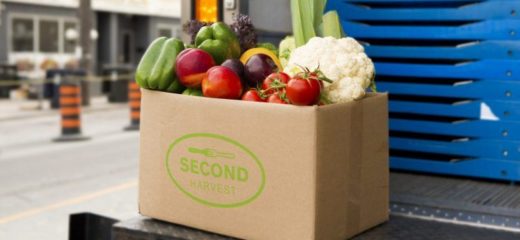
[314,93,389,240]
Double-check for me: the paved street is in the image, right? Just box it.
[0,99,140,239]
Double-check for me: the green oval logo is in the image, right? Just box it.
[165,133,266,208]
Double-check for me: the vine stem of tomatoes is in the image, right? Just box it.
[256,66,334,104]
[254,81,288,103]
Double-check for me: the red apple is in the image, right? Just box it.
[176,49,215,88]
[202,66,243,99]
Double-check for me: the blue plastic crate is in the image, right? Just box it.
[328,0,520,181]
[377,81,520,100]
[366,41,520,60]
[336,0,520,21]
[390,157,520,180]
[376,60,518,80]
[390,100,520,121]
[390,137,520,159]
[390,118,520,139]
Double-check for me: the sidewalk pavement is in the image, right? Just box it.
[0,101,139,240]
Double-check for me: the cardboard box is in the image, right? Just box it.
[139,89,389,240]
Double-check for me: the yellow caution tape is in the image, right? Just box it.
[0,73,136,87]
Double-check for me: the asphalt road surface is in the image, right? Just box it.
[0,103,139,239]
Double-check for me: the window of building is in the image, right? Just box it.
[158,28,172,38]
[195,0,218,22]
[63,21,78,53]
[11,16,78,54]
[39,19,59,53]
[11,18,34,52]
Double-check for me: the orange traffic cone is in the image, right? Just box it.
[124,81,140,131]
[53,83,90,142]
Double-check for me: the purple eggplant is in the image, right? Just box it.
[244,54,277,87]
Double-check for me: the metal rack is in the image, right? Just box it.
[327,0,520,181]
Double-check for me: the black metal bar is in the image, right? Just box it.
[68,212,118,240]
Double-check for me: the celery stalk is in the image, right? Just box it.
[316,23,324,37]
[300,0,316,45]
[292,0,342,46]
[291,0,305,47]
[314,0,326,33]
[323,10,344,38]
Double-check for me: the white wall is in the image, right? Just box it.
[3,0,181,18]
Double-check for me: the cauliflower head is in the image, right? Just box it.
[284,37,375,103]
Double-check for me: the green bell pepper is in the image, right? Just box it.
[195,22,241,64]
[182,88,203,96]
[136,37,186,93]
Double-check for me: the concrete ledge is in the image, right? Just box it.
[112,215,520,240]
[112,217,238,240]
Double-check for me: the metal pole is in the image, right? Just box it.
[78,0,93,74]
[37,81,44,110]
[0,0,3,27]
[78,0,93,106]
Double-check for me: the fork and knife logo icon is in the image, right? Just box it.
[188,147,236,159]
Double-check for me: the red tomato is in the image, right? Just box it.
[261,72,290,95]
[286,76,321,106]
[202,66,243,99]
[298,71,327,89]
[242,89,265,102]
[267,93,288,104]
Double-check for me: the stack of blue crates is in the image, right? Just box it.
[327,0,520,181]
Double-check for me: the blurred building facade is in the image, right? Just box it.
[181,0,292,44]
[0,0,181,78]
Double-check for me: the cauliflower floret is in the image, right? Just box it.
[284,37,375,103]
[325,78,366,103]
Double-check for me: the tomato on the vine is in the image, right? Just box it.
[261,72,290,95]
[267,93,288,104]
[286,74,321,106]
[242,89,265,102]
